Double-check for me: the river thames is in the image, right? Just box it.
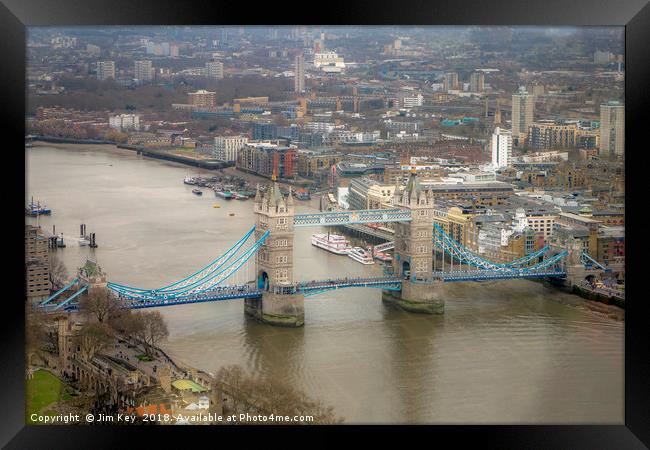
[26,143,624,424]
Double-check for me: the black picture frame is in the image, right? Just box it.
[3,0,649,447]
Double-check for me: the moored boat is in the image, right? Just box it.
[192,188,203,195]
[294,188,311,200]
[216,190,233,200]
[25,198,52,216]
[373,250,392,262]
[311,233,352,255]
[348,247,375,265]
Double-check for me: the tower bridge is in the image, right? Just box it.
[40,172,609,327]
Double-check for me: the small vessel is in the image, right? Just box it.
[216,190,233,200]
[78,237,90,246]
[373,250,392,262]
[294,188,311,200]
[184,171,197,185]
[311,232,352,255]
[25,197,52,216]
[192,188,203,195]
[213,203,221,208]
[348,247,374,265]
[232,192,249,200]
[229,213,235,216]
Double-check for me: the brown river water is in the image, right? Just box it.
[26,143,623,424]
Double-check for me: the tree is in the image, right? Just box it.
[215,365,342,424]
[25,304,57,361]
[78,287,120,324]
[49,254,69,288]
[108,308,144,338]
[78,322,112,361]
[135,311,169,356]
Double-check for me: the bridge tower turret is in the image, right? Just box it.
[246,176,304,327]
[382,170,445,314]
[78,258,107,293]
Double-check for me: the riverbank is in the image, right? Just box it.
[33,139,303,191]
[33,138,231,171]
[33,135,117,145]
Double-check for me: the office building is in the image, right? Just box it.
[294,53,305,93]
[96,61,116,81]
[206,61,224,80]
[348,177,396,210]
[188,90,217,108]
[134,60,153,82]
[600,101,625,157]
[400,93,424,108]
[511,88,535,146]
[214,135,248,162]
[491,127,512,169]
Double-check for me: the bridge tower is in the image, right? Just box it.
[245,176,305,327]
[382,171,445,314]
[563,237,598,287]
[78,258,108,293]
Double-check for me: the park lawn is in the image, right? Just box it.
[26,370,73,424]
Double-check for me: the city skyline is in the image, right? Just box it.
[24,24,625,427]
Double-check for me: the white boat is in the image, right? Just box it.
[348,247,375,265]
[311,233,352,255]
[373,250,392,262]
[78,237,90,246]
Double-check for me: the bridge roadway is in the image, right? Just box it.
[101,269,568,310]
[113,277,405,309]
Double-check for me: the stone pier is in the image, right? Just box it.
[382,279,445,314]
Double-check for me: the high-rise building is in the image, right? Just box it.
[469,72,485,93]
[25,225,51,302]
[294,53,305,93]
[600,101,625,157]
[96,61,115,81]
[491,127,512,169]
[527,120,578,150]
[188,90,217,108]
[594,50,613,64]
[443,72,459,92]
[511,88,535,146]
[214,135,248,162]
[134,60,153,82]
[205,61,224,80]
